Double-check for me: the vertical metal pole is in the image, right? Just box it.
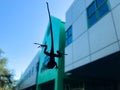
[46,2,54,54]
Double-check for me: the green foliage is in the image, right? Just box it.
[0,49,15,89]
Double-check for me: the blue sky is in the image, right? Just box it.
[0,0,74,79]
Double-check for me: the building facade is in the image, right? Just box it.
[36,16,65,90]
[65,0,120,90]
[16,17,65,90]
[16,52,40,90]
[16,0,120,90]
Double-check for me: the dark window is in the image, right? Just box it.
[36,62,39,72]
[98,2,109,18]
[89,12,97,26]
[96,0,105,6]
[32,66,34,75]
[29,71,31,78]
[65,26,72,47]
[87,0,109,27]
[87,1,96,17]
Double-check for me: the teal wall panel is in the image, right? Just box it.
[36,16,65,90]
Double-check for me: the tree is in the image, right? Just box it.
[0,49,14,90]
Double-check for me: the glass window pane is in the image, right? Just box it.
[65,26,72,47]
[68,36,72,44]
[96,0,105,7]
[98,2,109,18]
[88,13,97,27]
[87,2,96,17]
[67,27,72,36]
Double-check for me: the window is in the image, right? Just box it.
[32,66,34,75]
[87,0,109,27]
[36,62,39,72]
[65,26,72,46]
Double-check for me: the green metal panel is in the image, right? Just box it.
[36,16,65,90]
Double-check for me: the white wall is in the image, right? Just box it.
[73,56,90,69]
[66,7,73,30]
[112,4,120,41]
[91,42,119,61]
[65,0,120,72]
[109,0,120,9]
[65,44,73,72]
[72,0,86,22]
[18,51,40,89]
[73,32,89,61]
[72,11,87,40]
[85,0,94,8]
[88,13,118,54]
[65,0,86,30]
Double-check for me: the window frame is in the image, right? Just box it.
[65,26,72,47]
[87,0,110,28]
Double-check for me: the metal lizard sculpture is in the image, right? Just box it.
[34,2,62,69]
